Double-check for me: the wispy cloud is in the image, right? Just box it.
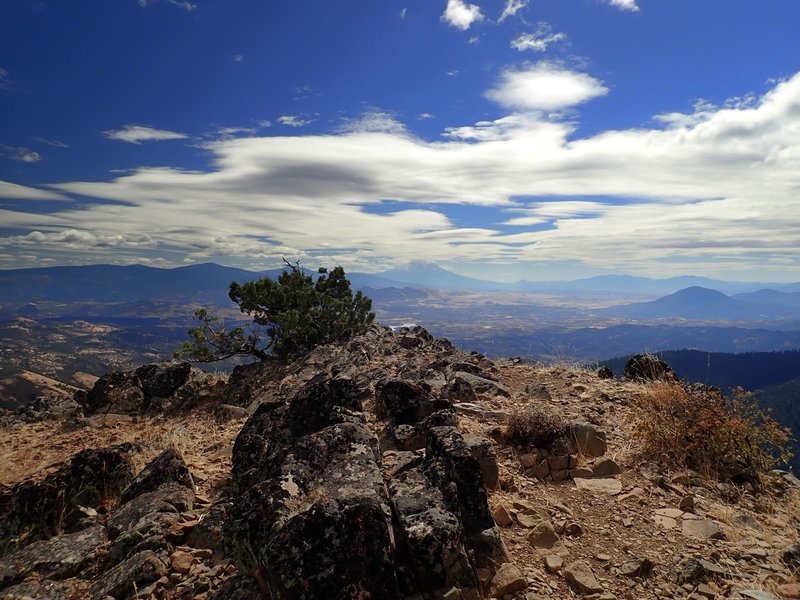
[277,115,310,128]
[441,0,484,31]
[498,0,527,23]
[34,137,70,148]
[511,23,567,52]
[608,0,639,11]
[233,54,244,62]
[0,68,10,91]
[167,0,197,10]
[4,72,800,278]
[485,62,608,111]
[1,144,42,163]
[101,124,189,144]
[0,180,69,201]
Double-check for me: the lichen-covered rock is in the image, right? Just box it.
[120,447,194,504]
[228,376,402,599]
[134,362,192,399]
[0,579,78,599]
[441,376,477,403]
[0,525,105,590]
[464,435,500,491]
[389,468,479,597]
[107,482,194,540]
[80,370,143,415]
[90,550,167,600]
[624,354,676,381]
[0,444,136,556]
[571,422,608,458]
[393,409,458,451]
[376,378,449,426]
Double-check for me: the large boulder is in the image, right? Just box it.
[227,376,402,599]
[119,447,194,504]
[624,354,676,381]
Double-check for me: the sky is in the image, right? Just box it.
[1,0,799,282]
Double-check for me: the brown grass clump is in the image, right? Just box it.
[633,382,793,484]
[504,407,570,451]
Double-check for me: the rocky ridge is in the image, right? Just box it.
[0,326,798,599]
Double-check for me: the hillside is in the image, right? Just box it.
[1,328,798,599]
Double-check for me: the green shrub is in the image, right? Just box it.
[175,261,374,362]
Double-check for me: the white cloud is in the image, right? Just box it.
[498,0,527,22]
[102,124,189,144]
[0,145,42,163]
[277,115,310,128]
[400,7,407,18]
[485,62,608,111]
[168,0,197,10]
[233,54,244,62]
[3,72,800,278]
[338,111,407,135]
[441,0,484,31]
[419,113,435,120]
[0,68,10,91]
[511,24,567,52]
[34,137,70,148]
[0,180,69,201]
[608,0,639,11]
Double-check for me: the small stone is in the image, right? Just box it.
[517,513,542,528]
[622,517,633,528]
[679,496,695,512]
[528,522,559,549]
[619,558,653,578]
[564,560,604,595]
[170,550,194,574]
[490,563,528,596]
[681,518,724,540]
[544,555,564,573]
[596,553,612,561]
[570,467,595,479]
[493,504,514,527]
[530,459,550,480]
[592,457,622,477]
[741,591,780,600]
[564,522,584,537]
[695,583,716,598]
[574,478,622,495]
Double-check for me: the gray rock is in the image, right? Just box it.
[0,526,105,588]
[619,558,654,578]
[120,447,194,504]
[574,478,622,495]
[525,383,552,401]
[107,482,194,539]
[207,574,263,599]
[449,371,510,398]
[90,550,167,600]
[564,560,604,594]
[490,563,527,596]
[783,543,800,568]
[393,409,458,451]
[623,354,676,381]
[441,376,477,403]
[677,558,727,584]
[571,422,607,458]
[0,579,77,599]
[464,435,499,490]
[681,518,725,540]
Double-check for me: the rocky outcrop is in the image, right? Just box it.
[0,444,136,555]
[624,353,676,381]
[76,361,213,415]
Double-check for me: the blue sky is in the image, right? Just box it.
[1,0,799,281]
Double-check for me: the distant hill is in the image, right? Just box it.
[377,261,503,290]
[597,286,800,321]
[600,349,800,393]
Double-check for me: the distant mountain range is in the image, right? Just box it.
[1,262,799,310]
[597,286,800,321]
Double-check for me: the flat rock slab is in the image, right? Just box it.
[564,560,604,595]
[490,563,527,596]
[574,477,622,495]
[681,518,725,540]
[0,525,105,587]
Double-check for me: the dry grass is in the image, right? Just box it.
[0,411,246,497]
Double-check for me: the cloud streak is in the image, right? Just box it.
[1,70,799,279]
[102,124,189,144]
